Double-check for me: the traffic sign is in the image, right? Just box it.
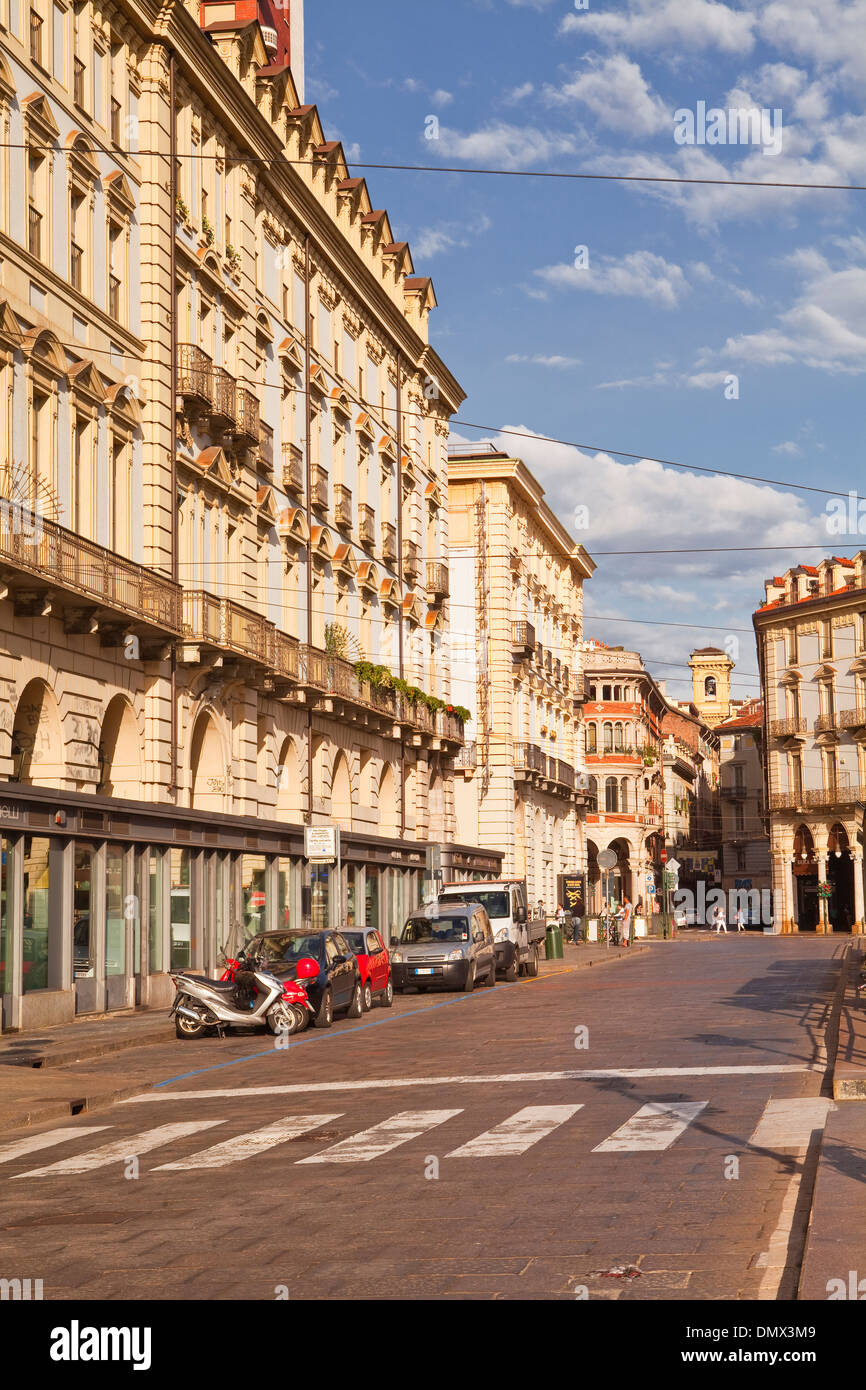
[660,849,667,863]
[666,857,681,875]
[597,848,617,870]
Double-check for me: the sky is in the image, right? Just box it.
[305,0,866,706]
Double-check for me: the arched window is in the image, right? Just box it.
[586,724,597,753]
[605,777,618,813]
[620,778,629,812]
[602,684,612,701]
[705,675,717,697]
[603,722,613,752]
[614,721,624,751]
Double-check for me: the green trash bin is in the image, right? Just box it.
[545,925,564,960]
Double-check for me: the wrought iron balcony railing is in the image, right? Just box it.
[234,386,260,445]
[510,620,535,657]
[381,522,397,564]
[281,443,304,495]
[335,484,352,532]
[427,561,449,600]
[177,344,214,407]
[769,716,807,737]
[359,504,376,548]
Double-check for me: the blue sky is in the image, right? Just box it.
[306,0,866,705]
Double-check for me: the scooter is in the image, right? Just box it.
[169,952,312,1040]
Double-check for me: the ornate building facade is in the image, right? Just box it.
[448,447,595,909]
[0,0,497,1031]
[755,554,865,934]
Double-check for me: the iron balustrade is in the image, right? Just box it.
[770,716,807,736]
[177,344,214,407]
[281,444,304,495]
[235,387,260,444]
[381,522,397,564]
[427,561,449,599]
[359,504,376,548]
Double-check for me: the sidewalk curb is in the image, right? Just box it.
[0,1022,170,1071]
[0,1080,155,1133]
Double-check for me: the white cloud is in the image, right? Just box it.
[431,121,577,169]
[772,440,802,455]
[506,354,583,368]
[757,0,866,89]
[545,55,669,136]
[561,0,757,55]
[505,0,558,6]
[705,247,866,374]
[686,370,732,389]
[412,214,492,260]
[504,81,535,103]
[596,371,672,390]
[534,249,689,308]
[432,89,454,106]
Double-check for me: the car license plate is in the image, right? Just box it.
[414,967,434,975]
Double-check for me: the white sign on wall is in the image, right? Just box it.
[304,825,339,862]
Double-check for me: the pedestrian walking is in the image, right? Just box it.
[733,906,745,932]
[571,913,583,945]
[713,904,728,934]
[618,895,634,947]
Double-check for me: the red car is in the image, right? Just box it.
[342,929,393,1011]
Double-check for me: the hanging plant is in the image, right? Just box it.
[202,215,215,246]
[324,622,350,659]
[447,704,471,723]
[175,194,191,224]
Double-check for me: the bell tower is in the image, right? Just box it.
[689,647,734,726]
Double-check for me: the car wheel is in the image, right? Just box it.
[525,946,539,978]
[483,961,496,988]
[380,976,394,1008]
[505,952,519,982]
[463,962,476,993]
[361,980,373,1012]
[313,988,333,1029]
[347,982,363,1019]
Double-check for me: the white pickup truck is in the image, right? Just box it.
[435,879,544,980]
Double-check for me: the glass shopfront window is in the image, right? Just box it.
[0,837,11,997]
[73,843,96,983]
[170,848,191,970]
[277,857,296,930]
[365,866,379,934]
[149,849,164,973]
[311,864,330,931]
[242,854,267,939]
[346,865,359,928]
[23,836,52,992]
[105,845,126,978]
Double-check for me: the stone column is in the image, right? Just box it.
[816,854,828,934]
[854,853,864,935]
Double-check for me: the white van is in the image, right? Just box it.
[436,879,543,980]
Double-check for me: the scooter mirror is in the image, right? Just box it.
[295,956,319,980]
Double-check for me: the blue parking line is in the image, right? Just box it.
[154,978,525,1089]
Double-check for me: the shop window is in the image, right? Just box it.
[170,848,190,970]
[242,853,267,938]
[346,865,359,928]
[365,865,379,933]
[0,836,11,997]
[105,844,125,977]
[277,857,296,930]
[73,842,95,982]
[148,849,164,973]
[22,835,52,992]
[311,864,330,930]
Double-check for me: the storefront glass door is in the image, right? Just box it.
[105,845,129,1011]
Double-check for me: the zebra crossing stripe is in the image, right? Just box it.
[153,1114,345,1171]
[749,1098,832,1150]
[446,1105,584,1158]
[592,1102,708,1153]
[297,1109,462,1164]
[12,1121,225,1177]
[0,1127,111,1166]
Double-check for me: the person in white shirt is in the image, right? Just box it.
[733,907,745,932]
[713,904,727,934]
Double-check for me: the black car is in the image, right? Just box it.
[242,929,363,1029]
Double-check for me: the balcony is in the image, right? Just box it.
[515,742,546,777]
[359,504,375,549]
[562,669,570,693]
[770,716,807,737]
[720,784,748,799]
[510,620,536,659]
[769,784,863,811]
[438,709,465,746]
[554,658,561,685]
[381,522,397,565]
[177,344,214,408]
[312,466,328,513]
[814,712,839,733]
[426,561,449,601]
[281,443,304,496]
[182,591,274,666]
[455,741,477,771]
[210,364,236,426]
[258,422,274,474]
[572,673,586,704]
[234,387,260,445]
[840,707,866,731]
[544,650,553,675]
[271,630,301,683]
[335,484,352,532]
[403,539,420,581]
[0,506,182,637]
[30,11,43,64]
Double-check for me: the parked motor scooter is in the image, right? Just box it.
[169,951,312,1040]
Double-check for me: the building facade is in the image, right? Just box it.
[755,554,865,934]
[716,698,771,909]
[582,642,667,911]
[659,699,721,911]
[0,0,498,1032]
[447,447,595,910]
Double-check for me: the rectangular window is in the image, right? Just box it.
[30,6,43,64]
[169,848,190,971]
[105,845,126,978]
[23,836,52,993]
[242,854,267,939]
[52,1,64,79]
[0,835,11,998]
[148,849,164,973]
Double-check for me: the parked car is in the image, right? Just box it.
[436,878,541,979]
[341,928,393,1010]
[390,902,496,994]
[242,929,363,1029]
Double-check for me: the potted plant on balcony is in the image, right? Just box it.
[175,194,192,228]
[225,243,241,277]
